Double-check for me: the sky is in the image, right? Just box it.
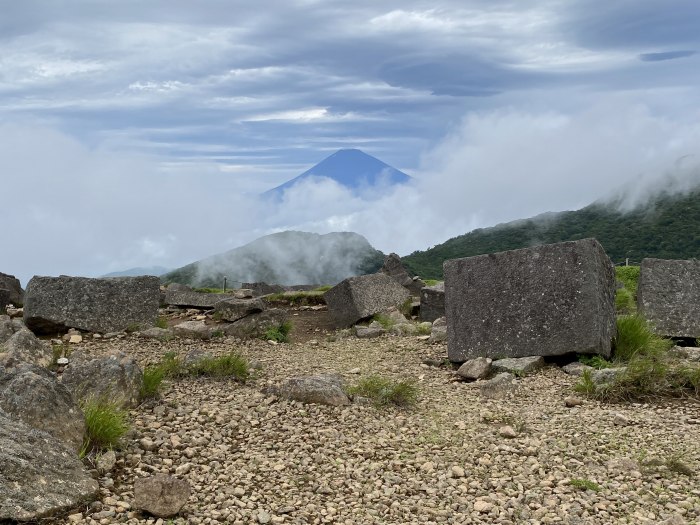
[2,0,700,284]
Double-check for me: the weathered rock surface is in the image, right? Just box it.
[61,353,143,407]
[562,362,593,376]
[324,273,410,328]
[591,367,627,386]
[457,357,492,380]
[242,282,286,297]
[445,238,616,362]
[0,272,24,306]
[637,258,700,338]
[24,275,160,334]
[0,315,13,343]
[492,356,545,376]
[355,325,386,339]
[420,282,445,323]
[0,411,98,521]
[165,288,238,309]
[0,327,52,368]
[134,474,191,517]
[138,327,173,340]
[380,253,425,295]
[223,309,288,339]
[172,320,212,340]
[214,298,265,322]
[429,317,447,343]
[269,374,351,406]
[0,363,85,452]
[479,372,518,399]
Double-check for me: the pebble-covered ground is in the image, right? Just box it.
[58,328,700,525]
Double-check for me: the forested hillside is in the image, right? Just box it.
[403,188,700,280]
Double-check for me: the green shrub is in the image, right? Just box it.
[399,298,414,317]
[416,323,432,336]
[371,314,393,329]
[615,287,636,314]
[154,316,169,329]
[140,365,165,400]
[314,285,332,292]
[348,375,418,407]
[423,279,441,287]
[615,266,640,294]
[80,397,130,456]
[264,321,292,343]
[569,478,601,492]
[578,355,613,369]
[614,315,673,362]
[188,353,250,381]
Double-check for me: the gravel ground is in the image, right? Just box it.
[55,328,700,525]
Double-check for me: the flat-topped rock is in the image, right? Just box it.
[637,258,700,338]
[24,275,160,334]
[164,288,238,309]
[445,239,616,362]
[420,282,445,323]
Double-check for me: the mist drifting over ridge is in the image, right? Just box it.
[161,231,385,288]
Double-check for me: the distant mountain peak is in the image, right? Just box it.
[263,148,412,198]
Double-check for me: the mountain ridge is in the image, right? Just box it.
[403,188,700,279]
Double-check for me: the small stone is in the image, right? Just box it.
[258,511,271,524]
[68,513,83,523]
[613,413,631,426]
[499,425,518,438]
[175,463,192,475]
[474,500,494,513]
[451,465,465,478]
[564,396,584,407]
[56,357,70,366]
[134,474,191,518]
[348,367,361,374]
[68,334,83,344]
[96,450,117,474]
[139,438,158,452]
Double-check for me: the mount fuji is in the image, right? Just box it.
[263,149,412,199]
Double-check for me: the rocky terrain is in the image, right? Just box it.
[44,311,699,525]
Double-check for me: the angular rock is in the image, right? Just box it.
[429,317,447,343]
[138,327,173,340]
[637,258,700,338]
[324,273,410,328]
[561,362,593,376]
[355,326,386,339]
[242,282,286,297]
[457,357,492,380]
[492,356,545,376]
[0,272,24,306]
[0,363,85,452]
[0,327,52,368]
[172,320,212,340]
[0,411,98,521]
[134,474,191,518]
[445,239,616,362]
[479,372,518,399]
[223,309,288,339]
[389,323,418,336]
[380,253,425,295]
[420,282,445,323]
[96,450,117,474]
[213,298,265,322]
[165,288,238,309]
[269,374,350,406]
[591,367,626,386]
[24,275,160,334]
[61,353,143,407]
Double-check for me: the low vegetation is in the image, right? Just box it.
[265,291,326,306]
[80,396,130,456]
[575,315,699,401]
[348,375,418,407]
[264,321,292,343]
[154,316,169,329]
[569,478,601,492]
[140,365,166,400]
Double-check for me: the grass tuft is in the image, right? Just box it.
[80,397,130,456]
[154,316,169,329]
[188,353,250,380]
[371,314,393,330]
[348,375,418,407]
[578,355,613,369]
[140,365,165,400]
[569,478,601,492]
[614,315,672,361]
[264,321,292,343]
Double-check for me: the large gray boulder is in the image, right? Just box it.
[637,258,700,338]
[0,272,23,307]
[222,309,288,339]
[0,411,98,521]
[61,353,143,407]
[0,364,85,452]
[0,327,52,368]
[324,273,411,328]
[24,275,160,334]
[165,288,238,309]
[213,298,265,322]
[420,282,445,323]
[0,315,14,344]
[445,238,616,362]
[380,253,425,295]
